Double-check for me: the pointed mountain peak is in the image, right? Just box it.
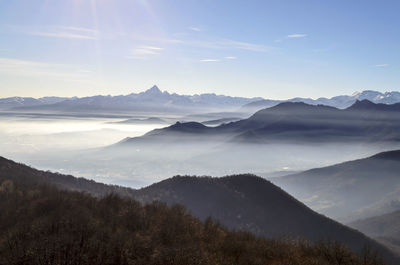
[146,85,162,94]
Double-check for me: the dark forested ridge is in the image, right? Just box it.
[0,156,399,264]
[4,173,357,265]
[0,156,136,198]
[133,175,398,262]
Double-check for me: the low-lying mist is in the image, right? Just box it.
[4,111,400,225]
[0,114,166,153]
[2,112,399,188]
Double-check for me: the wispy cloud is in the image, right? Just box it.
[189,27,202,32]
[375,64,389,67]
[28,26,98,40]
[226,40,273,52]
[131,46,164,55]
[0,57,94,82]
[128,46,165,59]
[30,32,96,40]
[187,38,275,53]
[131,35,183,44]
[57,26,98,34]
[131,32,274,53]
[128,33,275,62]
[200,59,220,62]
[287,33,307,38]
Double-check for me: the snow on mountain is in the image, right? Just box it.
[2,85,261,113]
[243,90,400,111]
[0,96,70,110]
[1,85,399,113]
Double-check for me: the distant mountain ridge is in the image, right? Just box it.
[118,100,400,146]
[348,209,400,256]
[0,96,72,110]
[272,150,400,223]
[349,210,400,240]
[3,85,262,113]
[1,86,399,113]
[243,90,400,110]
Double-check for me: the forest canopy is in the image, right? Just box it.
[0,174,385,265]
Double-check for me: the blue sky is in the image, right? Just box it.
[0,0,399,99]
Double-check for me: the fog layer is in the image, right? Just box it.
[2,112,399,189]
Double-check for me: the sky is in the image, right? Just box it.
[0,0,399,99]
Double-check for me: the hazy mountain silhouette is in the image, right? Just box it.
[273,150,400,222]
[3,88,400,114]
[109,117,168,124]
[201,117,241,126]
[349,210,400,255]
[119,100,400,146]
[347,100,400,112]
[242,90,400,111]
[350,209,400,238]
[0,96,71,110]
[225,100,400,142]
[8,85,261,114]
[0,156,398,263]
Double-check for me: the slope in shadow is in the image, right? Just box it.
[273,150,400,222]
[0,156,398,263]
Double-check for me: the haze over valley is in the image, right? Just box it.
[2,1,400,263]
[2,86,400,188]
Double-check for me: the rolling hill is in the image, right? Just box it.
[0,156,398,264]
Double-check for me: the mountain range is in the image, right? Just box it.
[118,100,400,146]
[0,156,397,264]
[1,85,261,113]
[242,90,400,111]
[0,96,71,110]
[1,86,400,113]
[110,100,400,229]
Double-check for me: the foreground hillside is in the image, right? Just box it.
[132,175,397,260]
[273,150,400,222]
[0,156,398,264]
[0,159,390,265]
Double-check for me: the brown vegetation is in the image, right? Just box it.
[0,175,386,265]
